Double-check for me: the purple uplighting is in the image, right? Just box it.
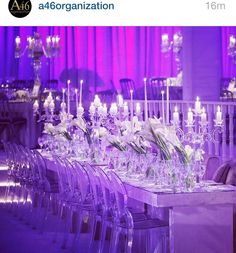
[0,27,179,92]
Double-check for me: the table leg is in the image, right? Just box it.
[169,205,233,253]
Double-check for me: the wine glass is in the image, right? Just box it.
[198,164,206,188]
[38,136,44,150]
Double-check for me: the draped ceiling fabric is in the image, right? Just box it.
[0,26,180,94]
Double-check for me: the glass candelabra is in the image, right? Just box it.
[89,95,108,128]
[15,32,60,88]
[228,35,236,64]
[171,100,223,184]
[161,32,183,74]
[33,91,61,122]
[172,100,223,147]
[174,116,223,147]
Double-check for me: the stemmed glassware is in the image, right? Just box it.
[36,92,226,195]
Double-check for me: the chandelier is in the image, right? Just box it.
[161,32,183,74]
[15,32,60,95]
[228,35,236,64]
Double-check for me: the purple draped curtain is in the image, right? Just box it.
[0,26,179,94]
[1,26,234,97]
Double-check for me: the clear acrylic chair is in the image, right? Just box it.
[94,165,118,253]
[85,164,116,253]
[28,150,54,231]
[3,142,16,204]
[15,146,34,219]
[3,144,34,218]
[49,157,94,250]
[46,156,74,247]
[107,170,169,253]
[71,162,106,253]
[7,144,30,215]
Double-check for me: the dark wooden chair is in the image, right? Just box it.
[220,89,233,101]
[0,99,26,146]
[27,79,35,89]
[119,78,135,99]
[12,80,27,89]
[149,77,167,100]
[46,79,59,90]
[97,89,117,105]
[221,77,232,90]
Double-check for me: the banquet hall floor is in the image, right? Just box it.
[0,157,104,253]
[0,206,73,253]
[0,156,74,253]
[0,202,101,253]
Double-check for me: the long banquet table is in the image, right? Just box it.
[123,177,236,253]
[44,156,236,253]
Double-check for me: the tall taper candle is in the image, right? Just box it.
[216,106,222,124]
[166,78,170,125]
[173,106,179,123]
[62,88,65,103]
[61,88,66,112]
[130,90,134,130]
[161,90,165,125]
[195,96,201,114]
[75,89,78,116]
[67,80,70,114]
[144,77,148,121]
[187,108,193,124]
[15,36,21,48]
[201,107,207,123]
[79,80,83,105]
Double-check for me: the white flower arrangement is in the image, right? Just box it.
[184,145,194,160]
[116,117,142,135]
[42,112,203,164]
[72,116,87,133]
[92,127,108,139]
[184,145,205,162]
[195,148,205,161]
[128,135,150,154]
[114,117,149,154]
[141,117,172,160]
[107,134,126,151]
[140,117,189,163]
[43,123,56,135]
[15,90,29,100]
[43,122,72,141]
[70,116,92,144]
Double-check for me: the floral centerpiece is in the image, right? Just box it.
[43,122,72,141]
[15,90,30,100]
[71,116,92,144]
[107,134,126,151]
[141,117,189,164]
